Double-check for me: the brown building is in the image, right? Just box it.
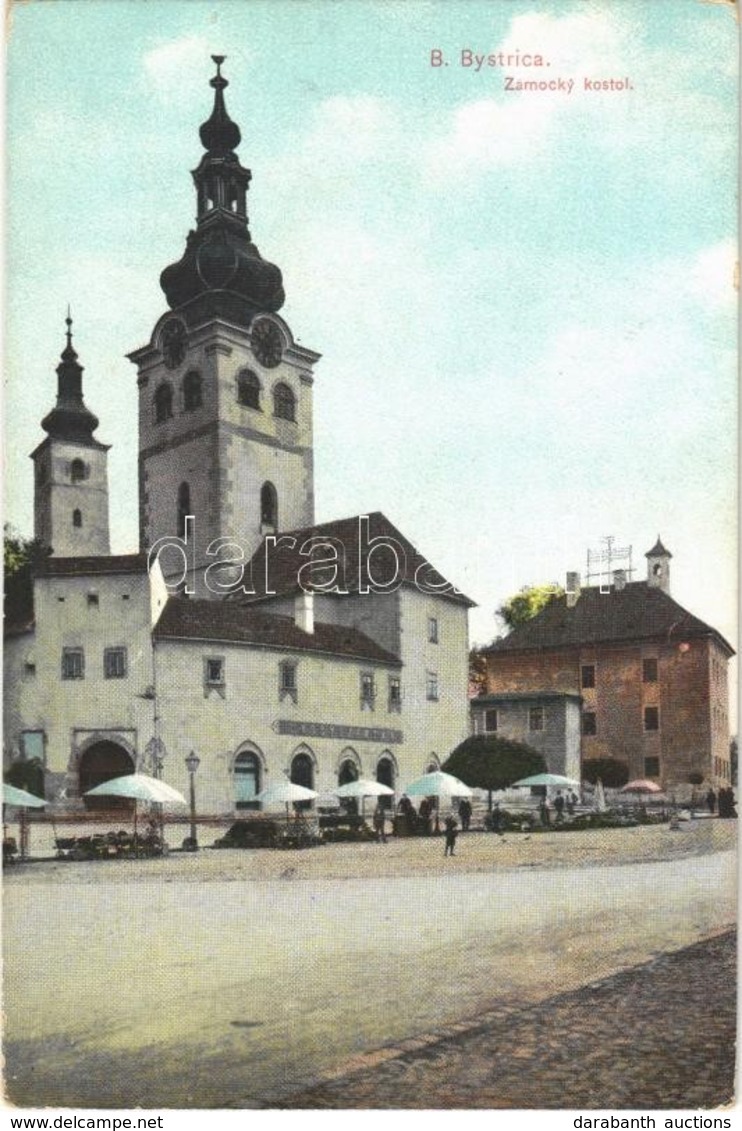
[483,540,734,790]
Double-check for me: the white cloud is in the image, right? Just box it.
[142,34,216,101]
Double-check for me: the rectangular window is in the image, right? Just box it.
[388,677,402,712]
[21,731,45,765]
[644,756,660,777]
[581,664,595,689]
[278,661,298,703]
[61,648,84,680]
[205,657,225,686]
[360,672,376,709]
[104,647,127,679]
[644,706,659,731]
[428,617,439,644]
[426,672,439,701]
[529,706,544,732]
[582,711,597,736]
[642,658,658,683]
[484,708,498,733]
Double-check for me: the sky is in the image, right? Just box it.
[4,0,738,714]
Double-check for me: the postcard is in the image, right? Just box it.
[2,0,738,1125]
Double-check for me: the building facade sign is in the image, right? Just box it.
[275,720,403,744]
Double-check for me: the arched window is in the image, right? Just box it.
[177,482,191,538]
[234,751,261,810]
[273,382,296,422]
[70,459,86,483]
[377,756,395,791]
[261,482,278,528]
[291,751,314,810]
[376,755,395,810]
[338,759,358,786]
[183,371,202,412]
[237,369,261,409]
[72,509,82,528]
[154,383,173,423]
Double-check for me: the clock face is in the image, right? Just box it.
[161,319,187,369]
[251,318,283,368]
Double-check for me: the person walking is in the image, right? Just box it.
[444,815,458,856]
[539,796,551,827]
[372,803,387,843]
[458,797,472,832]
[554,791,565,824]
[706,787,717,815]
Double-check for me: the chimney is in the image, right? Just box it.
[294,590,314,634]
[566,571,581,608]
[613,569,627,591]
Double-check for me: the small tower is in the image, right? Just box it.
[129,57,319,595]
[645,536,672,593]
[31,313,111,556]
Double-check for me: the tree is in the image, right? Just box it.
[468,647,487,697]
[496,583,564,631]
[443,734,546,810]
[4,526,51,623]
[581,758,629,788]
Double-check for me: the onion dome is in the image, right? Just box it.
[41,312,102,445]
[159,56,285,323]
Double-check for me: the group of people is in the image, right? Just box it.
[706,787,737,818]
[538,789,579,826]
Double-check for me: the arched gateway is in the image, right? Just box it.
[78,741,135,810]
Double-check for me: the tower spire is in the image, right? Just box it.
[41,312,100,444]
[159,57,285,322]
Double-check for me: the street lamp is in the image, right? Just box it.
[185,751,200,851]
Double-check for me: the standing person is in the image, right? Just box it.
[372,803,387,843]
[419,797,432,836]
[554,791,565,823]
[444,815,458,857]
[458,797,472,832]
[491,801,503,835]
[706,787,717,815]
[539,796,551,827]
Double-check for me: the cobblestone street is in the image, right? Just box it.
[281,929,736,1110]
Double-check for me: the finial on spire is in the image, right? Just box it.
[199,55,240,154]
[65,305,73,347]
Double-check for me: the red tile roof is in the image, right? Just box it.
[238,512,475,607]
[485,582,734,656]
[154,596,402,665]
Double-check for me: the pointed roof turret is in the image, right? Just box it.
[40,312,103,446]
[159,56,285,323]
[645,536,672,559]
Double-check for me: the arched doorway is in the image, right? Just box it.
[291,750,314,810]
[79,741,135,810]
[234,749,262,810]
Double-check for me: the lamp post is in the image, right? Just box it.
[185,751,200,851]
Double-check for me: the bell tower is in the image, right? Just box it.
[128,57,319,596]
[31,313,111,557]
[645,536,672,593]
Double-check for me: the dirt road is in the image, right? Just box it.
[3,821,736,1108]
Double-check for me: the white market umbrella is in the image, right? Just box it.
[85,773,186,805]
[403,771,472,798]
[3,783,47,808]
[334,779,394,799]
[256,780,319,820]
[84,773,186,850]
[334,778,394,818]
[3,782,47,861]
[513,773,580,789]
[594,778,607,813]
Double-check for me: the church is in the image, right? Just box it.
[3,58,473,815]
